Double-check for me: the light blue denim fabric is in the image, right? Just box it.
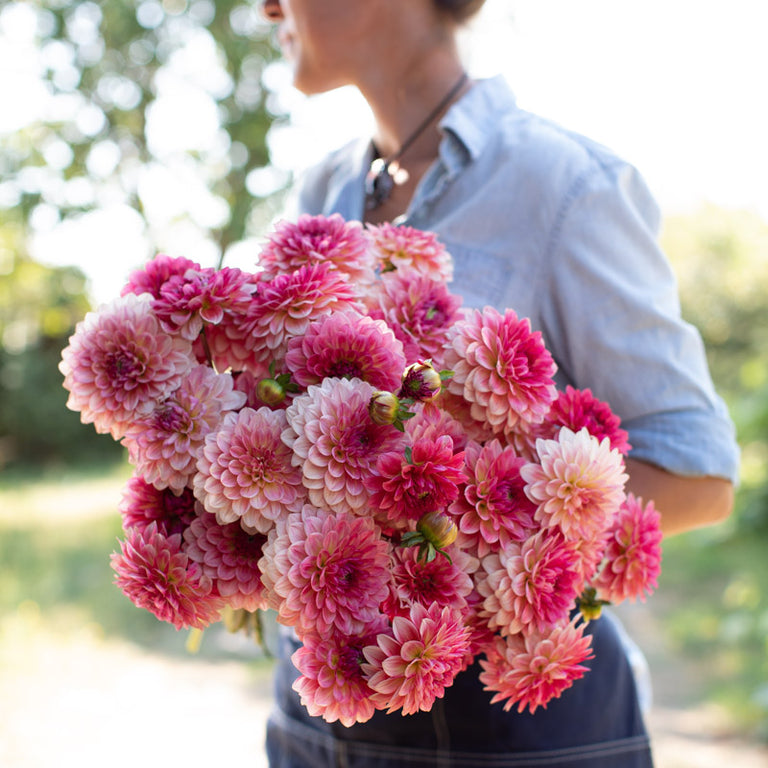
[293,75,740,484]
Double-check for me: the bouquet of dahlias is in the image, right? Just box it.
[59,214,662,723]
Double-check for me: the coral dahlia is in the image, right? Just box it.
[194,406,306,533]
[365,222,453,282]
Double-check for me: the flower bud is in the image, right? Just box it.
[256,377,286,406]
[369,390,400,425]
[416,510,458,550]
[399,360,442,402]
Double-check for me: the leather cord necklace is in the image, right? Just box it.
[364,72,468,210]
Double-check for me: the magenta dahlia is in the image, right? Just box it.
[367,270,462,367]
[365,222,453,282]
[594,494,663,604]
[59,293,195,439]
[444,306,557,435]
[194,406,307,533]
[111,522,224,630]
[183,509,268,612]
[121,253,201,299]
[479,619,594,714]
[284,309,406,391]
[450,439,539,557]
[123,366,246,493]
[477,527,583,637]
[522,427,627,541]
[259,214,376,288]
[258,506,392,637]
[118,474,197,536]
[405,402,468,452]
[283,377,404,515]
[366,436,465,527]
[362,602,471,715]
[242,263,362,369]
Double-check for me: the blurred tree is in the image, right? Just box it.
[0,0,286,266]
[662,205,768,533]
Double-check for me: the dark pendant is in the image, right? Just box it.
[365,158,395,210]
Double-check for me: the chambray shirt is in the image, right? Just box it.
[293,75,739,484]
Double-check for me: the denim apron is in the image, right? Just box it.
[265,612,654,767]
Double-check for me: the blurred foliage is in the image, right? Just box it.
[662,205,768,534]
[0,0,286,260]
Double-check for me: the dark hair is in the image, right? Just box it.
[435,0,487,22]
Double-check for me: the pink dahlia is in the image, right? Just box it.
[365,436,466,527]
[405,402,468,452]
[259,506,392,637]
[479,619,594,714]
[111,522,224,630]
[385,544,475,618]
[259,214,376,288]
[477,527,583,637]
[121,253,201,299]
[194,406,306,533]
[450,439,539,557]
[365,222,453,282]
[522,427,627,541]
[242,263,361,369]
[291,620,389,727]
[118,474,197,536]
[367,270,462,367]
[123,365,246,493]
[594,494,663,604]
[283,377,404,515]
[59,293,195,439]
[152,266,255,341]
[538,386,631,455]
[362,602,471,715]
[183,509,268,612]
[285,310,406,391]
[444,307,557,435]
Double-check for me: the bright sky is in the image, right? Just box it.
[4,0,767,304]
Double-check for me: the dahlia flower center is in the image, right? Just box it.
[156,403,189,433]
[106,349,144,382]
[328,359,364,379]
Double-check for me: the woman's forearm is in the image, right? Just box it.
[624,457,735,537]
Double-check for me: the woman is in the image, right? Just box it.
[259,1,739,766]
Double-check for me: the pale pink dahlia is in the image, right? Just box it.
[538,386,631,455]
[444,307,557,435]
[260,214,376,288]
[291,621,388,727]
[367,270,462,366]
[365,436,466,526]
[365,222,453,282]
[121,253,200,299]
[284,310,406,391]
[362,602,471,715]
[152,266,256,341]
[283,377,404,515]
[450,439,538,557]
[479,619,593,714]
[477,527,582,637]
[521,427,627,541]
[183,509,268,612]
[118,474,197,536]
[194,406,306,533]
[594,494,662,604]
[242,263,362,368]
[259,506,392,637]
[111,522,224,630]
[123,366,246,493]
[385,544,475,619]
[59,293,195,438]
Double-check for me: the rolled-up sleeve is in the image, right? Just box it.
[540,159,740,483]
